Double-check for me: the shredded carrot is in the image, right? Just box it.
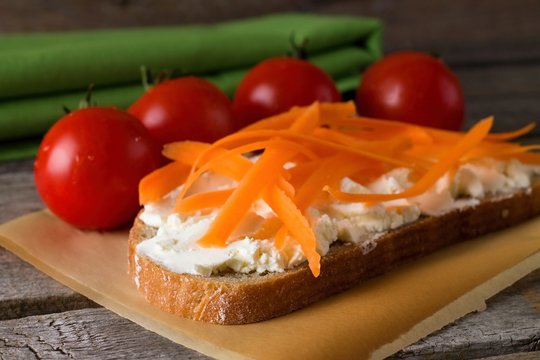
[176,189,234,213]
[176,138,316,204]
[486,123,535,141]
[289,102,321,133]
[326,117,494,203]
[139,161,191,205]
[197,145,298,247]
[251,217,283,240]
[241,101,356,132]
[274,226,290,250]
[464,144,540,161]
[139,101,540,278]
[162,141,212,163]
[208,129,412,168]
[265,186,321,276]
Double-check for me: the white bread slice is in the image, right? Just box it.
[128,181,540,324]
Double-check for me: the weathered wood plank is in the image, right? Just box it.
[481,353,540,360]
[0,159,42,225]
[1,0,539,65]
[0,249,99,321]
[0,160,98,320]
[390,270,540,359]
[0,270,539,360]
[0,308,208,360]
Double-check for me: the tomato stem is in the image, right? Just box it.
[78,83,95,109]
[288,32,309,60]
[141,66,153,91]
[140,65,181,91]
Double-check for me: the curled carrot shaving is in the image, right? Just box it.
[265,186,321,276]
[176,189,234,213]
[139,161,191,205]
[162,141,211,163]
[176,138,317,204]
[140,101,540,277]
[209,129,412,168]
[241,101,356,132]
[252,217,283,240]
[197,145,298,247]
[486,123,535,141]
[289,101,321,133]
[326,117,494,203]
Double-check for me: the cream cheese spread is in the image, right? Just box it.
[136,158,540,277]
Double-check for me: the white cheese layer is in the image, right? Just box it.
[136,158,539,276]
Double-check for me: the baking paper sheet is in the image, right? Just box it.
[1,210,540,359]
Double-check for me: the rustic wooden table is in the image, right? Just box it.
[1,1,540,359]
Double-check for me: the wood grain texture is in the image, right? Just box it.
[0,159,98,320]
[0,159,42,225]
[0,249,99,321]
[482,352,540,360]
[391,270,540,359]
[0,271,538,359]
[0,308,207,360]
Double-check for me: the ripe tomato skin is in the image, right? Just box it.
[128,77,235,146]
[233,57,341,128]
[34,107,161,230]
[355,51,465,130]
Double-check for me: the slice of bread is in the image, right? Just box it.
[128,181,540,324]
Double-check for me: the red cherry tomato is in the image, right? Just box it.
[233,57,341,128]
[34,107,161,230]
[355,51,465,130]
[128,77,235,146]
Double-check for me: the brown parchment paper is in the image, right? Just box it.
[1,210,540,360]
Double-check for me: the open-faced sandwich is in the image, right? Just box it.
[128,101,540,324]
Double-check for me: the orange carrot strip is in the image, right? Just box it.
[327,116,434,145]
[319,101,356,120]
[265,186,321,277]
[139,161,191,205]
[197,146,297,247]
[177,177,294,214]
[162,141,213,163]
[239,108,302,132]
[271,154,368,248]
[289,102,320,133]
[251,217,283,240]
[241,101,356,132]
[312,127,419,163]
[209,129,411,167]
[510,151,540,164]
[294,154,362,212]
[176,189,234,213]
[176,172,294,214]
[274,226,289,250]
[486,123,535,141]
[464,144,540,161]
[176,138,317,204]
[278,176,296,199]
[326,117,494,203]
[286,161,320,189]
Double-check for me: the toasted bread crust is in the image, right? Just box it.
[128,182,540,324]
